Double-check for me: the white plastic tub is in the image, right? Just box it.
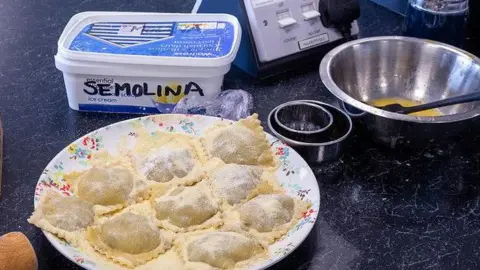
[55,12,241,114]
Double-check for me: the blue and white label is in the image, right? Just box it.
[84,22,174,48]
[68,21,235,58]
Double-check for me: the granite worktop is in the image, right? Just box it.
[0,0,479,269]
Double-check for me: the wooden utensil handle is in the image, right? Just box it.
[0,115,3,199]
[0,232,38,270]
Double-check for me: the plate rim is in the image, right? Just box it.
[34,114,321,270]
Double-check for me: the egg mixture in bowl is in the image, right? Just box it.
[320,36,480,146]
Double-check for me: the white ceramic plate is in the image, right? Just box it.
[33,114,320,269]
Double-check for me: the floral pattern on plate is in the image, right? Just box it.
[33,114,320,270]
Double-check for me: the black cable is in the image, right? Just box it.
[339,24,354,41]
[318,0,360,41]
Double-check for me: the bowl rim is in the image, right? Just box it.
[274,101,334,134]
[319,36,480,124]
[268,100,353,147]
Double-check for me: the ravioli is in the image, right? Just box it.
[28,114,316,269]
[208,160,279,206]
[64,150,151,215]
[66,165,147,215]
[152,183,222,232]
[202,114,276,167]
[177,231,267,269]
[239,194,294,232]
[87,211,172,268]
[132,132,206,186]
[141,148,198,183]
[77,167,134,205]
[28,190,94,246]
[225,194,311,243]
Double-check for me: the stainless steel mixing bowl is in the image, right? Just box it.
[320,36,480,147]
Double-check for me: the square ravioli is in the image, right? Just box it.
[64,151,149,216]
[206,158,283,208]
[201,114,277,168]
[130,131,207,186]
[223,194,311,244]
[175,231,268,270]
[28,189,95,247]
[86,203,173,268]
[150,181,223,232]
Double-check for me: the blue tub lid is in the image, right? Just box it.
[58,12,242,66]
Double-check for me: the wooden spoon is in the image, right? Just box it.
[0,232,38,270]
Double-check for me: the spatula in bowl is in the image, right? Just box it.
[379,91,480,115]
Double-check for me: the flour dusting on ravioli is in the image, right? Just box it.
[202,114,276,167]
[29,114,316,270]
[152,182,222,232]
[87,211,172,268]
[177,231,267,269]
[28,190,94,246]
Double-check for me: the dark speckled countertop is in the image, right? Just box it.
[0,0,479,269]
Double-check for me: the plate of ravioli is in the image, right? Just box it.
[29,114,320,270]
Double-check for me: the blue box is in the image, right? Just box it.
[370,0,407,15]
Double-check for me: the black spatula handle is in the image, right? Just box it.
[399,91,480,114]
